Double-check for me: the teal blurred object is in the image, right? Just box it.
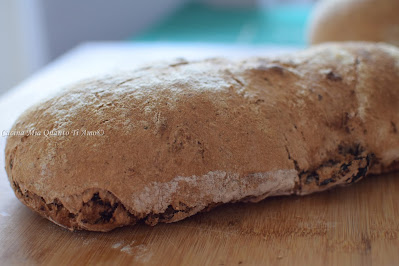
[132,3,313,46]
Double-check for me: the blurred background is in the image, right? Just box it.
[0,0,316,96]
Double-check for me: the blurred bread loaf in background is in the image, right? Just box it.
[308,0,399,46]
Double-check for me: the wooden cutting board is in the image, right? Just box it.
[0,43,398,265]
[1,163,399,265]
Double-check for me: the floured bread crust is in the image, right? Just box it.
[5,42,399,231]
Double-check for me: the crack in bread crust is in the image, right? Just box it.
[296,144,372,195]
[11,182,202,232]
[12,182,135,231]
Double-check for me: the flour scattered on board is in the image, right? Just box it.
[0,211,11,217]
[111,242,123,249]
[82,238,97,246]
[120,245,133,254]
[113,241,153,263]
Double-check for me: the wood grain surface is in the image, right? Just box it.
[1,136,398,266]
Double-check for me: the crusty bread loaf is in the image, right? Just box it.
[5,42,399,232]
[308,0,399,46]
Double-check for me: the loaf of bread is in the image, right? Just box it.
[5,42,399,231]
[308,0,399,46]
